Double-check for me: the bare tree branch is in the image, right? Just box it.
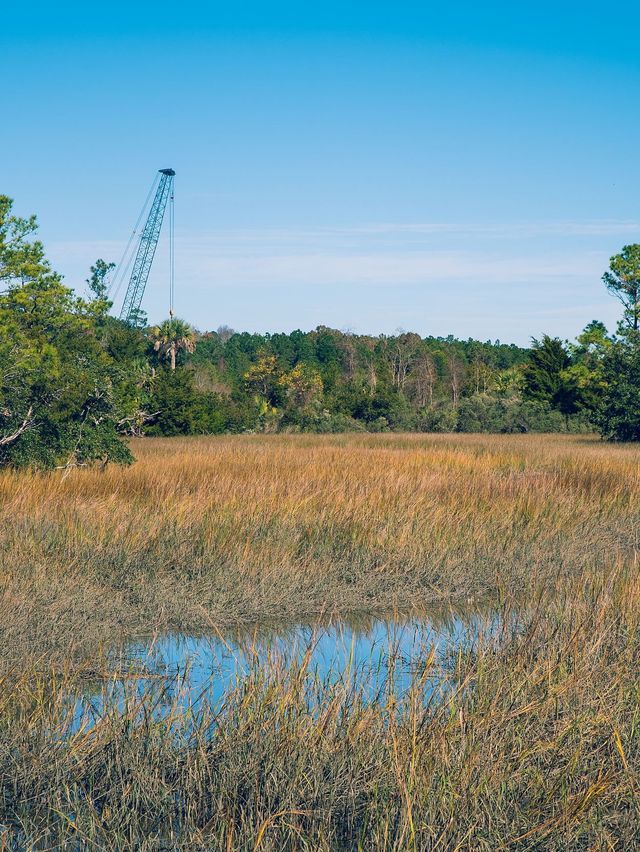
[0,406,34,446]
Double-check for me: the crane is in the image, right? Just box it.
[116,168,175,325]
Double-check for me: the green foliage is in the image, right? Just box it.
[597,335,640,441]
[243,353,280,403]
[86,258,114,297]
[520,334,603,424]
[416,404,459,433]
[602,244,640,332]
[173,326,599,436]
[523,335,571,404]
[572,319,612,362]
[149,318,196,371]
[146,368,249,436]
[454,395,590,434]
[0,197,132,469]
[146,369,204,436]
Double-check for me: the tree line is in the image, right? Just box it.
[1,194,639,469]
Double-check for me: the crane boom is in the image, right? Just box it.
[119,168,175,324]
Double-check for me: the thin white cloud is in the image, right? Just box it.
[48,218,640,260]
[45,219,629,343]
[178,248,604,288]
[332,221,640,238]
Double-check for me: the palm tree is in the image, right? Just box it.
[149,318,196,371]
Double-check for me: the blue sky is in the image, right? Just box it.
[3,1,639,344]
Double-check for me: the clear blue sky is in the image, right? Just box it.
[3,1,639,344]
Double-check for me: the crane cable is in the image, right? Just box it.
[169,179,175,320]
[108,172,161,305]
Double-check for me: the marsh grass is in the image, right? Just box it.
[0,569,639,848]
[1,433,639,657]
[1,434,639,847]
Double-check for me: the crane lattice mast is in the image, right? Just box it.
[118,168,175,325]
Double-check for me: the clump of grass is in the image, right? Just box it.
[0,567,638,848]
[0,433,638,656]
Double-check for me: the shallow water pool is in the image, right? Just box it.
[72,604,506,729]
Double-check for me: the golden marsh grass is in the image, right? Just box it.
[1,433,640,847]
[1,432,639,654]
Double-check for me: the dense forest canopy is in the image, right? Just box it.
[2,192,640,468]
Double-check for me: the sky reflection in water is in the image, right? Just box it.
[73,605,505,728]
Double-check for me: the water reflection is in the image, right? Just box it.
[74,603,505,727]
